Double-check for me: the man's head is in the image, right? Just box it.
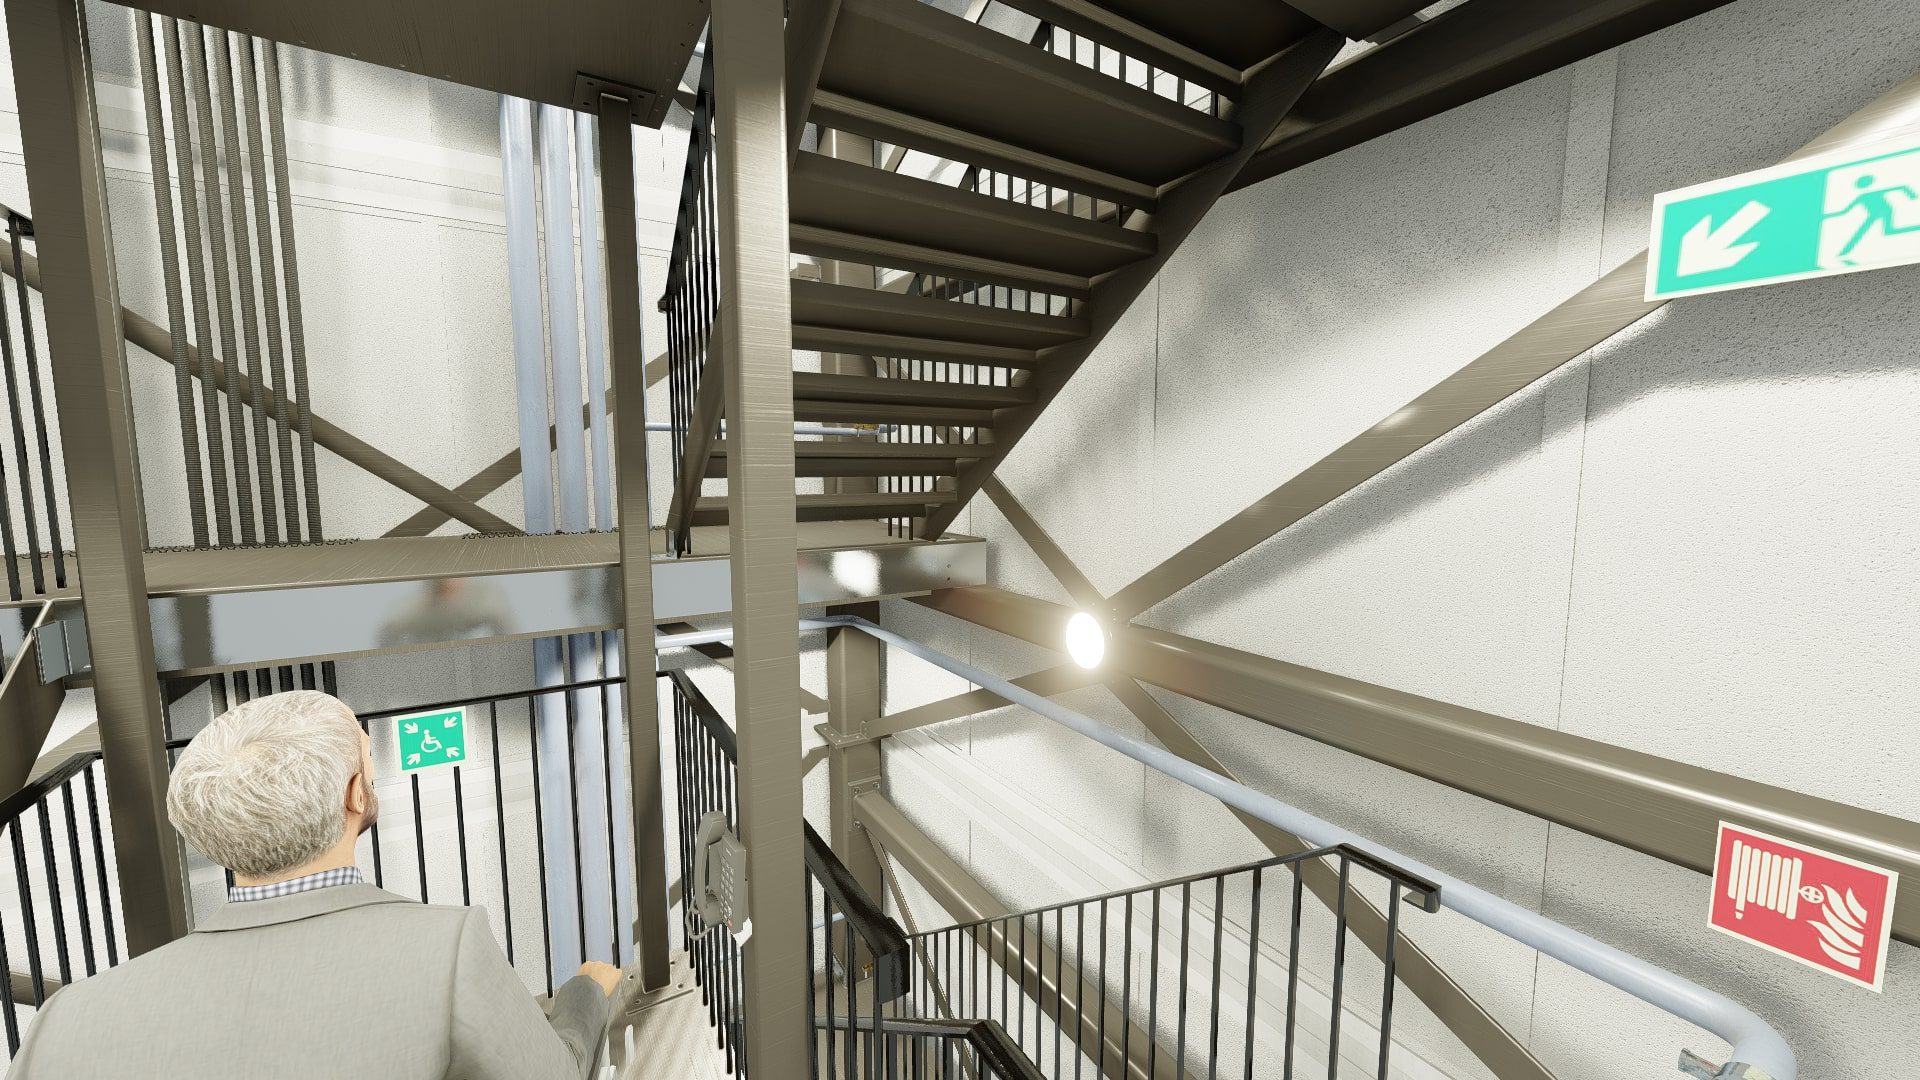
[166,690,378,880]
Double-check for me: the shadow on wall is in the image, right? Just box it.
[1135,260,1920,628]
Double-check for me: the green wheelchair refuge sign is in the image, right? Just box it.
[394,707,467,773]
[1646,135,1920,300]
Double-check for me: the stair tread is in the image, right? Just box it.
[792,324,1044,368]
[689,490,958,526]
[792,279,1086,352]
[818,0,1238,187]
[709,440,988,459]
[791,371,1033,408]
[791,153,1153,281]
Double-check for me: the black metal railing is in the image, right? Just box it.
[817,1017,1048,1079]
[661,40,719,555]
[904,846,1440,1080]
[0,208,70,603]
[673,669,1035,1079]
[0,750,119,1055]
[2,672,637,1057]
[670,668,749,1072]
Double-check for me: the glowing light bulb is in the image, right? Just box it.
[1065,612,1106,670]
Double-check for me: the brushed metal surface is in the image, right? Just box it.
[129,0,698,121]
[137,537,984,676]
[599,95,673,988]
[712,0,811,1066]
[8,0,190,949]
[917,586,1920,947]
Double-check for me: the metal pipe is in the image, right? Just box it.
[654,615,1796,1080]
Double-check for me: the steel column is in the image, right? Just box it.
[823,602,884,900]
[597,93,673,988]
[4,0,190,950]
[711,0,808,1064]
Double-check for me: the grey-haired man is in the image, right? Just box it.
[12,690,619,1079]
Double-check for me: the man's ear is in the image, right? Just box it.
[345,769,368,817]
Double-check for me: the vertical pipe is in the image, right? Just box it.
[10,0,191,950]
[574,113,614,532]
[217,31,280,545]
[132,13,206,547]
[261,42,322,537]
[163,16,232,545]
[236,38,295,541]
[192,24,257,545]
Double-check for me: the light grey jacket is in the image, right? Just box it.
[10,884,610,1079]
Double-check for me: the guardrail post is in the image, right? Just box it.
[711,0,808,1068]
[4,0,190,951]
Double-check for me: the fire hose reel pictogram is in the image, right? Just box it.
[1709,823,1898,992]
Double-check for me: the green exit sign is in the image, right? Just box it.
[394,707,467,773]
[1647,135,1920,300]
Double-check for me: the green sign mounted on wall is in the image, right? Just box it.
[394,706,467,773]
[1646,136,1920,300]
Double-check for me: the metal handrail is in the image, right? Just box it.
[654,616,1798,1080]
[814,1016,1047,1080]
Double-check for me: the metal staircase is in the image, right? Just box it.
[661,0,1427,549]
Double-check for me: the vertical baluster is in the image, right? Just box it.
[1148,887,1160,1080]
[806,873,818,1080]
[82,766,117,967]
[9,820,45,1004]
[1096,898,1107,1079]
[1054,906,1064,1076]
[1327,858,1351,1080]
[1122,893,1132,1077]
[410,772,429,902]
[1283,863,1303,1079]
[59,782,97,976]
[1244,870,1263,1079]
[527,698,555,996]
[1377,884,1403,1079]
[452,761,471,906]
[0,898,16,1052]
[1074,903,1084,1079]
[489,703,515,965]
[1177,882,1190,1072]
[1208,876,1224,1080]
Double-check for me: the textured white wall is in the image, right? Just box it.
[1,4,691,547]
[880,0,1920,1077]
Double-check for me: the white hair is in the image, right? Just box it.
[166,690,364,878]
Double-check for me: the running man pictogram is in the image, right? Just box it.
[1830,173,1920,264]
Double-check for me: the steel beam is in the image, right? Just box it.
[920,30,1342,540]
[1229,0,1742,194]
[598,92,673,988]
[917,586,1920,947]
[1112,68,1920,621]
[856,789,1195,1080]
[824,602,885,902]
[711,0,809,1066]
[5,0,189,950]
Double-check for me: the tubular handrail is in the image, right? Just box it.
[654,616,1797,1080]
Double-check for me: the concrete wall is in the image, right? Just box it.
[880,0,1920,1077]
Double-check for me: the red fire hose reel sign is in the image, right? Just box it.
[1709,823,1899,991]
